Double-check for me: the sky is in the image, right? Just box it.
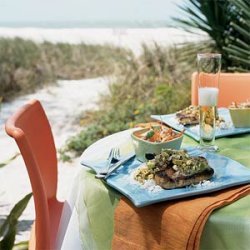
[0,0,184,24]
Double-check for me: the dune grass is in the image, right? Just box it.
[60,43,199,160]
[0,38,131,100]
[0,38,208,159]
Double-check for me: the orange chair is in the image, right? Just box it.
[5,99,64,250]
[191,72,250,107]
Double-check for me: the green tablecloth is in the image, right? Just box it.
[77,132,250,250]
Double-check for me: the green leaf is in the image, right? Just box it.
[228,55,250,65]
[0,193,33,250]
[227,44,250,55]
[146,130,155,139]
[228,66,248,72]
[228,0,250,17]
[230,22,250,39]
[228,37,250,50]
[13,240,29,250]
[0,153,20,168]
[223,47,249,59]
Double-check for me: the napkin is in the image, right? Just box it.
[112,184,250,250]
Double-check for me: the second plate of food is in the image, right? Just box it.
[151,107,250,141]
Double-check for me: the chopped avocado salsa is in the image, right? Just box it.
[147,149,210,176]
[134,149,214,189]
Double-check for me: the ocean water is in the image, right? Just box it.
[0,20,175,29]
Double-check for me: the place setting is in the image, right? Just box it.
[80,128,250,207]
[80,53,250,207]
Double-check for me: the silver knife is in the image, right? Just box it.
[95,153,135,179]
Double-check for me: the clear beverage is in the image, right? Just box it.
[197,53,221,151]
[198,87,218,149]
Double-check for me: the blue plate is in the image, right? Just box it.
[105,149,250,207]
[81,146,250,207]
[80,130,250,207]
[151,108,250,141]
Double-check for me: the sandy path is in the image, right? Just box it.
[0,77,109,243]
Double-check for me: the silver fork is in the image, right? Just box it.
[112,148,120,163]
[95,152,134,180]
[99,148,120,175]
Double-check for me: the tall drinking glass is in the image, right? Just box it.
[197,53,221,151]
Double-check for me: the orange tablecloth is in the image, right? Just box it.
[113,185,250,250]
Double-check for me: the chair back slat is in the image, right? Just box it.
[192,72,250,107]
[5,99,58,249]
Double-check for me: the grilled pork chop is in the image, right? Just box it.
[147,149,214,189]
[176,106,199,125]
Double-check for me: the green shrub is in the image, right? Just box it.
[174,0,250,71]
[60,44,193,159]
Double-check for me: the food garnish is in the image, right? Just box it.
[134,124,183,143]
[134,149,214,189]
[230,101,250,109]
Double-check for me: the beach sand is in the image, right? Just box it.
[0,27,207,55]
